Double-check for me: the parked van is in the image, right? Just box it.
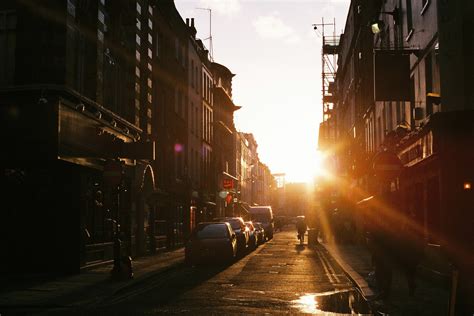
[249,206,274,240]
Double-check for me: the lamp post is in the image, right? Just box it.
[104,160,128,280]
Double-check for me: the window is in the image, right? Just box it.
[421,0,430,15]
[405,0,414,41]
[425,52,434,116]
[0,11,16,85]
[181,46,185,68]
[98,11,105,24]
[191,60,195,87]
[195,66,199,93]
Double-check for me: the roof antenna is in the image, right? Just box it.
[196,7,214,61]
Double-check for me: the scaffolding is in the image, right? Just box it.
[315,18,339,149]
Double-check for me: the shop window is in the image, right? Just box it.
[427,177,440,243]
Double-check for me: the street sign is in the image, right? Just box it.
[223,179,234,189]
[372,150,403,181]
[103,160,123,187]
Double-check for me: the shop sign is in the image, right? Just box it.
[223,179,234,189]
[399,131,433,166]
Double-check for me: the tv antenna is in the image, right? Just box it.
[196,7,214,61]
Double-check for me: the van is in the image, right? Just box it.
[249,206,274,240]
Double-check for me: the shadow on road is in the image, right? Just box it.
[295,244,305,254]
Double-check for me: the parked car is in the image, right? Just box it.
[185,222,237,265]
[253,222,266,245]
[249,206,274,240]
[213,217,249,255]
[245,221,258,250]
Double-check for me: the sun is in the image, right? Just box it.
[281,150,329,184]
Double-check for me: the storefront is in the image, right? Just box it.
[0,89,155,274]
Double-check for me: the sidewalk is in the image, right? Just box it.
[0,248,184,311]
[321,241,451,315]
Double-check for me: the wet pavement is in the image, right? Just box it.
[54,227,374,315]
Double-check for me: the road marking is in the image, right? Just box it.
[316,250,342,284]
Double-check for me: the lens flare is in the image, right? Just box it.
[174,143,184,153]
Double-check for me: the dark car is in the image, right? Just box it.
[253,222,266,245]
[245,221,258,250]
[213,217,249,255]
[249,206,274,240]
[185,222,237,265]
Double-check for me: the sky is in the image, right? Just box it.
[175,0,350,183]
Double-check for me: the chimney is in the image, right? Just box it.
[189,18,197,38]
[186,18,189,26]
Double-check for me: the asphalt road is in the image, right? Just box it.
[62,227,373,315]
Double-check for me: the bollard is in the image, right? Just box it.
[308,228,318,246]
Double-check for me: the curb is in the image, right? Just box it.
[319,242,375,300]
[108,256,184,298]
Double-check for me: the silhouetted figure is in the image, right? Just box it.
[365,192,398,299]
[398,210,424,296]
[296,216,307,244]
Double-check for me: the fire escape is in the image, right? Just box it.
[316,19,339,152]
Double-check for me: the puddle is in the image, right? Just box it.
[291,289,373,315]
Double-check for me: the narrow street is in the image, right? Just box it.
[56,227,372,315]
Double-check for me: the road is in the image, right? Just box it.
[53,227,373,315]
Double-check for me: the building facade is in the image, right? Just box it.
[0,0,156,273]
[322,0,474,311]
[211,62,240,217]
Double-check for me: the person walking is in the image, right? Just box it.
[296,216,307,244]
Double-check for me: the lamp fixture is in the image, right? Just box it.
[370,7,399,34]
[371,21,384,34]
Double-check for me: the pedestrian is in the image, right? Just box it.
[398,209,424,296]
[371,224,394,298]
[365,194,396,299]
[296,216,307,244]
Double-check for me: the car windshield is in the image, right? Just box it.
[226,219,241,230]
[195,224,229,239]
[251,213,271,222]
